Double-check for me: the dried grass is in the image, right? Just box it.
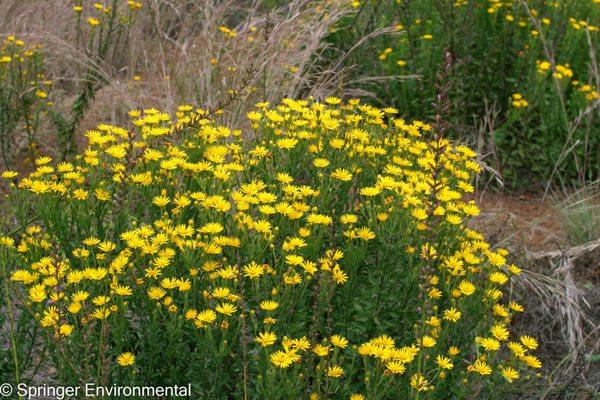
[1,0,382,133]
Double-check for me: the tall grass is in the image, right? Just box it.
[0,0,364,161]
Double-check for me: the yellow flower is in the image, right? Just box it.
[117,352,135,367]
[1,170,18,179]
[87,17,100,26]
[58,324,74,337]
[410,373,429,392]
[435,355,453,369]
[259,300,279,312]
[91,307,111,320]
[326,365,344,377]
[458,280,476,296]
[72,188,89,200]
[28,285,46,303]
[500,366,519,382]
[479,337,501,351]
[521,355,542,369]
[270,350,293,368]
[313,344,330,357]
[113,285,133,296]
[196,309,217,324]
[313,158,330,168]
[468,359,492,375]
[520,335,538,350]
[443,308,461,322]
[330,335,348,349]
[247,111,262,121]
[331,168,353,181]
[255,331,277,347]
[411,208,428,220]
[421,335,436,348]
[490,323,510,341]
[147,287,166,300]
[386,361,406,374]
[215,302,237,316]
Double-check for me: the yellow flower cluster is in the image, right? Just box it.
[511,93,529,108]
[2,98,541,397]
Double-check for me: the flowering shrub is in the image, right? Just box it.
[1,99,541,398]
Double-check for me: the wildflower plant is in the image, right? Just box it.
[332,0,600,187]
[52,0,142,157]
[0,35,50,169]
[2,98,541,398]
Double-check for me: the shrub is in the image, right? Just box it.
[1,99,541,399]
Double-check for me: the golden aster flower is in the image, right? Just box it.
[468,359,492,375]
[521,355,542,369]
[313,344,330,357]
[91,307,111,320]
[480,337,501,351]
[458,280,476,296]
[58,324,74,337]
[28,285,46,303]
[326,365,344,378]
[509,301,525,312]
[255,331,277,347]
[312,158,330,168]
[520,335,538,350]
[92,295,110,306]
[443,307,461,322]
[1,170,18,178]
[117,352,135,367]
[185,309,198,320]
[410,373,429,392]
[330,335,348,349]
[34,156,52,166]
[448,346,460,356]
[331,267,348,284]
[386,361,406,374]
[331,168,353,182]
[435,355,453,369]
[259,300,278,312]
[490,323,510,341]
[411,207,428,220]
[500,366,520,382]
[420,335,436,348]
[493,304,509,317]
[196,310,217,324]
[270,351,293,368]
[215,302,237,316]
[147,287,166,300]
[355,227,376,240]
[113,285,133,296]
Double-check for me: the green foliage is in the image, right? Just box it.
[327,0,600,188]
